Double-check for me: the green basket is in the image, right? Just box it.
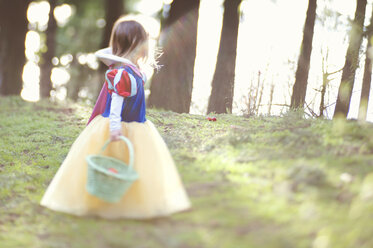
[86,136,138,203]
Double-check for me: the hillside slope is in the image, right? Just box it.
[1,97,373,248]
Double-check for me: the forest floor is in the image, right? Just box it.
[1,97,373,248]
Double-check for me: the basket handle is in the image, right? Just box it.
[99,136,134,168]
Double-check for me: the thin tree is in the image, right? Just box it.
[40,0,58,98]
[94,0,124,99]
[148,0,200,113]
[320,52,330,118]
[290,0,317,110]
[207,0,242,114]
[333,0,367,118]
[268,82,275,115]
[0,0,30,95]
[358,6,373,121]
[100,0,124,52]
[319,49,342,118]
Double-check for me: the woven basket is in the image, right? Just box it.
[86,136,138,203]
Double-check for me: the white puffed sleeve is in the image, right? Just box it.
[109,92,124,131]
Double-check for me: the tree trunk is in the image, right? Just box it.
[207,0,242,114]
[148,0,200,113]
[358,7,373,121]
[0,0,30,96]
[290,0,317,110]
[358,42,372,121]
[100,0,124,50]
[319,71,328,118]
[334,0,367,119]
[268,83,275,115]
[93,0,124,99]
[40,0,58,99]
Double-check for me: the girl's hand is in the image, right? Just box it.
[110,129,123,141]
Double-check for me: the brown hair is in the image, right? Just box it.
[109,18,149,64]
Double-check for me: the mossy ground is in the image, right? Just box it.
[1,97,373,248]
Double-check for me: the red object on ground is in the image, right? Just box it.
[212,117,217,121]
[206,117,217,121]
[108,168,118,174]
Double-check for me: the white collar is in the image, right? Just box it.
[95,47,137,67]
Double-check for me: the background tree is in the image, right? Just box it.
[40,0,58,99]
[55,0,104,101]
[207,0,242,114]
[100,0,125,52]
[319,50,342,118]
[333,0,367,118]
[0,0,30,96]
[148,0,200,113]
[315,0,345,118]
[96,0,125,93]
[358,6,373,121]
[290,0,317,110]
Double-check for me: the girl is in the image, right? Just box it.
[40,18,191,219]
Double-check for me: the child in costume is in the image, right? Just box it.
[40,18,191,219]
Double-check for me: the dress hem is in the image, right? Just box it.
[40,200,191,220]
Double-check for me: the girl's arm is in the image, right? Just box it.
[109,92,124,141]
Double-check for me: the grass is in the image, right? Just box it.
[1,96,373,248]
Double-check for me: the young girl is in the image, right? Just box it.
[40,18,191,219]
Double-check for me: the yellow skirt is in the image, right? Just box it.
[40,115,191,219]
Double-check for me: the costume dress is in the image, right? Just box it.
[40,48,191,219]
